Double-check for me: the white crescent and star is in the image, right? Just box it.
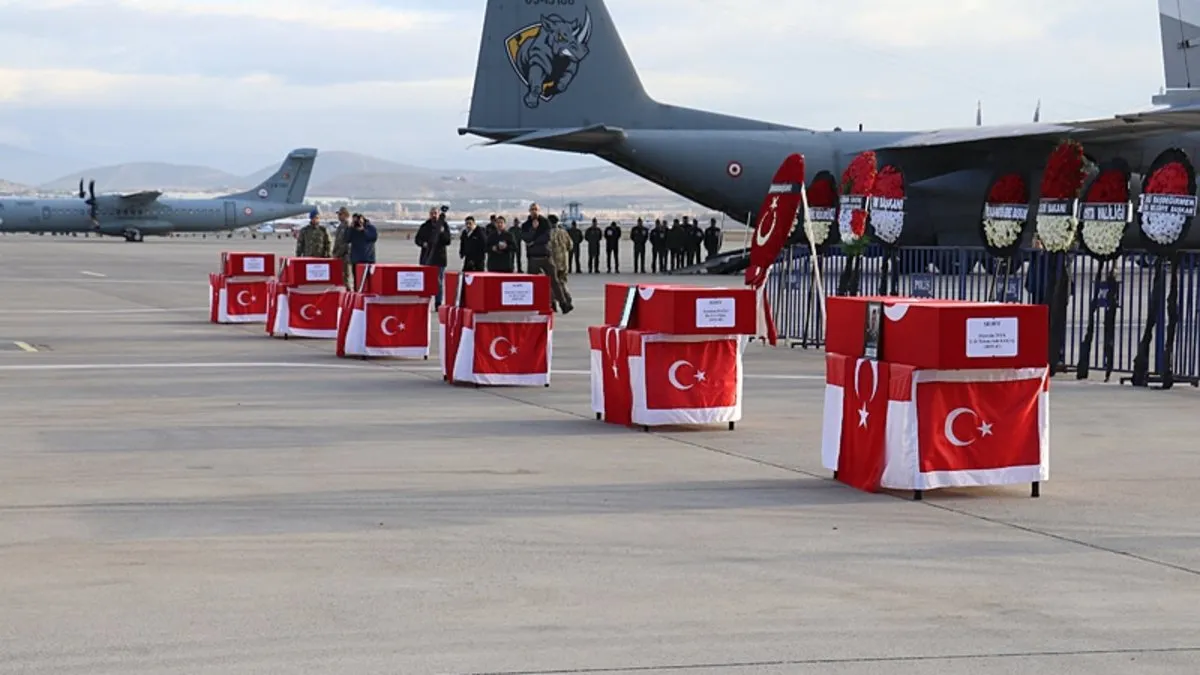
[944,408,993,447]
[854,359,879,428]
[380,316,405,336]
[235,290,253,307]
[754,203,778,247]
[299,304,319,321]
[489,336,516,361]
[667,360,706,391]
[604,328,620,378]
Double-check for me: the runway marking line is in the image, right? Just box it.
[79,270,106,277]
[11,341,37,353]
[0,307,209,315]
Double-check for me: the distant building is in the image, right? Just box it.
[561,202,585,225]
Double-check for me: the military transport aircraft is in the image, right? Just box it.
[460,0,1200,247]
[0,148,317,242]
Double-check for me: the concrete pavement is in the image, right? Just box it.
[0,235,1197,674]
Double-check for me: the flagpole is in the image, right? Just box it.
[801,184,827,324]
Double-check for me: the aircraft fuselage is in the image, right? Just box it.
[0,197,311,239]
[594,128,1200,248]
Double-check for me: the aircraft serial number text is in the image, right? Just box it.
[525,0,576,5]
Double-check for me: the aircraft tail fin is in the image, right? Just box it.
[1160,0,1200,90]
[224,148,317,204]
[461,0,783,138]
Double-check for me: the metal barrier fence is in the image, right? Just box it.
[766,246,1200,382]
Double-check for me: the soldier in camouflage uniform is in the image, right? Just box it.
[330,207,353,288]
[295,209,332,258]
[548,215,574,312]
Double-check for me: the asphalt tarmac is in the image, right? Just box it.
[0,235,1198,675]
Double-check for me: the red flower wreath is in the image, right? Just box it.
[988,174,1027,204]
[807,175,836,208]
[1040,140,1086,199]
[840,151,877,237]
[1146,162,1189,194]
[874,165,904,199]
[1084,170,1128,202]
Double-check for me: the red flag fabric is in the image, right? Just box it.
[837,357,890,492]
[642,339,740,410]
[472,321,549,375]
[745,153,806,288]
[916,377,1044,473]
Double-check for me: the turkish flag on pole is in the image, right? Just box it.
[916,376,1044,473]
[745,153,805,289]
[837,357,890,492]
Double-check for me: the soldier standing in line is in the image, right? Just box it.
[295,208,331,258]
[486,216,516,272]
[511,214,525,272]
[649,219,668,274]
[568,220,584,274]
[584,218,603,273]
[690,217,706,264]
[704,217,723,260]
[668,218,685,270]
[331,207,353,288]
[604,220,622,273]
[630,218,649,274]
[680,217,695,267]
[459,216,488,271]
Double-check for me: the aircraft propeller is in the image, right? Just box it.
[77,178,85,199]
[85,180,97,220]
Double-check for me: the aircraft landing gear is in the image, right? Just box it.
[123,229,144,242]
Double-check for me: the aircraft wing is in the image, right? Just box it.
[116,190,163,205]
[878,104,1200,152]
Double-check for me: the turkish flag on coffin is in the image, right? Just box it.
[472,321,548,375]
[287,289,340,330]
[643,339,738,410]
[838,357,890,492]
[224,280,268,316]
[916,377,1043,473]
[364,302,428,348]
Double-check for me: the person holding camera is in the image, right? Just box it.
[459,216,487,271]
[415,206,452,305]
[345,214,378,287]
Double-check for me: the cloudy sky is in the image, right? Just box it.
[0,0,1168,174]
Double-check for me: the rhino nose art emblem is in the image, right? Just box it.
[504,8,593,108]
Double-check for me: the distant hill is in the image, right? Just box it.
[0,179,35,195]
[0,144,93,186]
[41,162,244,193]
[33,149,701,208]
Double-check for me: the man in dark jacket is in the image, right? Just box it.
[668,219,685,270]
[584,219,603,273]
[604,220,622,273]
[486,216,516,272]
[630,218,649,273]
[568,221,584,274]
[459,216,487,271]
[704,218,723,260]
[691,218,706,263]
[415,207,452,305]
[345,215,378,288]
[649,219,669,273]
[485,214,498,240]
[522,203,573,313]
[511,214,524,272]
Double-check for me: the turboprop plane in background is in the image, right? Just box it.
[460,0,1200,247]
[0,148,317,242]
